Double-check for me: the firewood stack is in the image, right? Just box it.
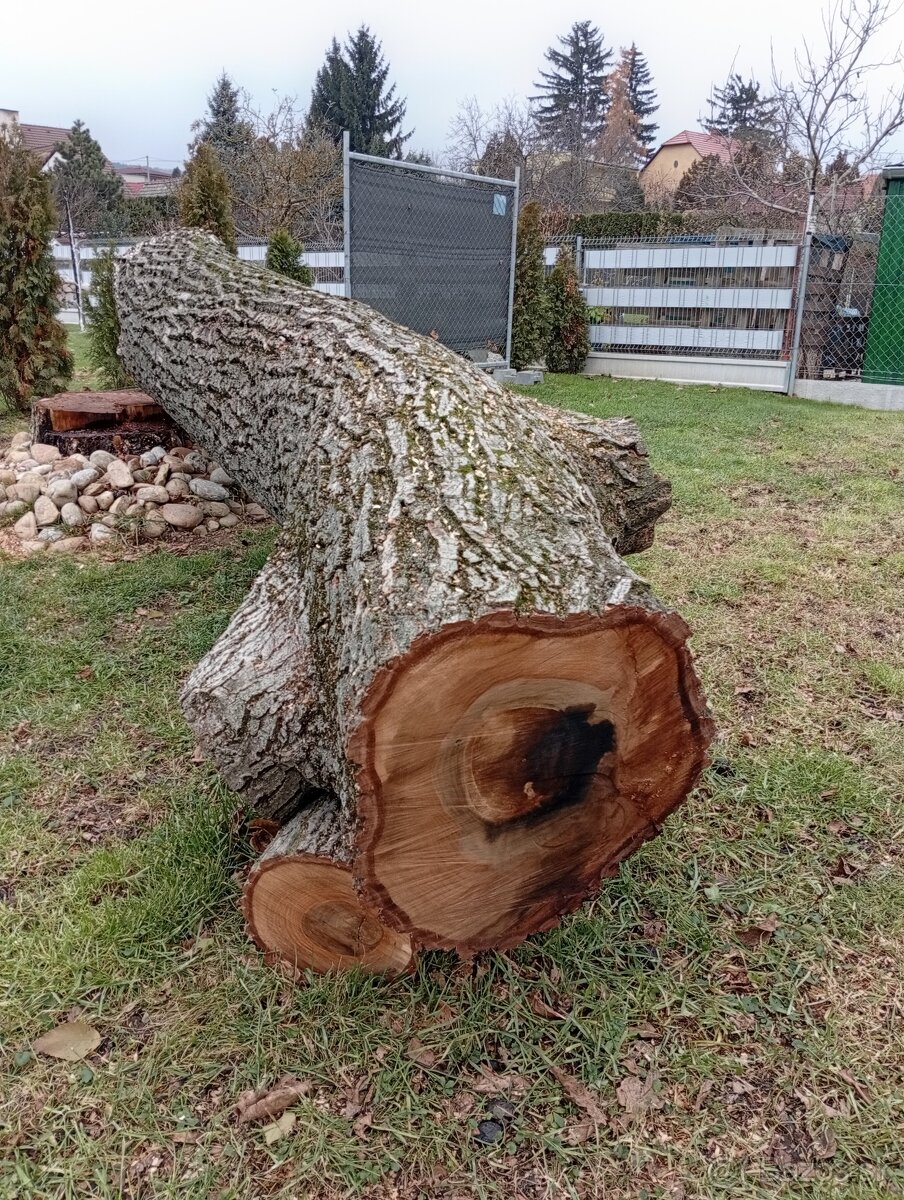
[116,231,713,975]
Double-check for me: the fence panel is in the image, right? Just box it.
[346,146,518,359]
[549,235,802,364]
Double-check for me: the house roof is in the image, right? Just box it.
[19,122,71,164]
[657,129,735,163]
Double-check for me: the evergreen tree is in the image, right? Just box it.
[265,228,314,284]
[307,38,348,137]
[307,27,410,157]
[192,72,253,165]
[85,249,133,389]
[533,21,613,154]
[51,120,125,236]
[0,133,72,410]
[179,143,237,253]
[706,74,778,143]
[545,246,588,374]
[510,202,548,371]
[621,44,659,152]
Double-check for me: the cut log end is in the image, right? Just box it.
[353,607,713,954]
[244,855,416,977]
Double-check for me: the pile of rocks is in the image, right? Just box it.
[0,434,269,555]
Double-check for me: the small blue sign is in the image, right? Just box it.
[492,193,508,216]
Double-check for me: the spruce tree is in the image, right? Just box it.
[265,228,314,284]
[52,120,126,236]
[510,202,548,370]
[706,74,778,143]
[545,247,589,374]
[533,21,613,154]
[86,249,134,389]
[307,27,410,157]
[622,45,659,153]
[0,133,72,410]
[192,72,253,166]
[179,143,237,253]
[307,38,348,138]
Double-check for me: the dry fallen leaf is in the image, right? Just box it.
[352,1111,373,1138]
[811,1126,837,1160]
[471,1066,531,1097]
[34,1021,101,1062]
[263,1111,296,1145]
[738,913,781,946]
[235,1076,310,1124]
[550,1066,606,1123]
[406,1037,438,1069]
[247,818,280,853]
[616,1071,663,1115]
[561,1119,596,1145]
[529,992,569,1020]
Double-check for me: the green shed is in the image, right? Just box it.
[862,165,904,384]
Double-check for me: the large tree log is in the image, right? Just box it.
[244,795,415,975]
[116,231,712,955]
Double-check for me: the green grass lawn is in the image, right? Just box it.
[1,372,902,1199]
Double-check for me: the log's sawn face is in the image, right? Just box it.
[352,607,712,953]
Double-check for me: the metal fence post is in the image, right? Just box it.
[342,130,351,299]
[504,166,521,366]
[786,192,816,394]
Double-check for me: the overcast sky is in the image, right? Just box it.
[5,0,904,168]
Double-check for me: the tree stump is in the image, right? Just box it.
[116,230,713,962]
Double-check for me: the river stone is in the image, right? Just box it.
[21,539,47,554]
[209,467,234,487]
[89,450,117,470]
[96,491,115,511]
[105,460,134,489]
[160,503,204,530]
[7,451,31,464]
[70,467,99,490]
[90,522,114,543]
[125,502,144,516]
[205,518,220,532]
[165,478,190,498]
[78,495,99,514]
[109,496,131,516]
[33,495,59,526]
[48,536,87,554]
[131,467,154,483]
[0,468,15,488]
[30,443,61,465]
[183,451,206,473]
[5,500,27,519]
[218,513,240,528]
[10,431,31,450]
[189,478,229,502]
[244,503,269,519]
[139,446,166,468]
[153,463,170,486]
[38,526,66,542]
[60,502,86,527]
[13,511,38,541]
[14,478,42,505]
[142,520,166,539]
[47,479,78,506]
[201,501,230,517]
[134,485,170,505]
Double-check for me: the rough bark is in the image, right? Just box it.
[116,229,713,955]
[243,795,415,975]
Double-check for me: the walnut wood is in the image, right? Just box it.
[117,230,713,957]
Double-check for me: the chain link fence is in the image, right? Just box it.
[795,172,904,387]
[345,140,519,360]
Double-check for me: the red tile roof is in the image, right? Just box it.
[19,122,70,164]
[659,129,735,163]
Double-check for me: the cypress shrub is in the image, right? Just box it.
[0,134,72,411]
[179,143,237,254]
[545,247,589,374]
[86,249,134,389]
[510,201,548,369]
[265,229,314,285]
